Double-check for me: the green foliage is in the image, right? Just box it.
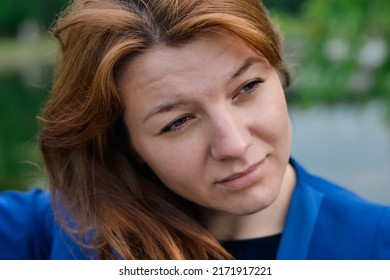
[272,0,390,107]
[263,0,307,15]
[0,0,68,37]
[0,71,50,191]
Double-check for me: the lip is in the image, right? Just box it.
[216,159,266,191]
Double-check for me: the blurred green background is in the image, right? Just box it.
[0,0,389,196]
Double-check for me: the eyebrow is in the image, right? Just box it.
[142,99,191,123]
[231,56,263,80]
[142,56,264,123]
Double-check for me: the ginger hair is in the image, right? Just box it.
[39,0,290,259]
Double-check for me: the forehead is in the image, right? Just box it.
[118,32,262,90]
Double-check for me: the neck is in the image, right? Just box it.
[201,163,296,241]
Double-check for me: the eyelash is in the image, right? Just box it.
[237,78,264,97]
[162,115,192,133]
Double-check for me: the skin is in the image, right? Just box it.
[119,32,296,240]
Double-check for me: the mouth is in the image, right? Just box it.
[216,158,266,191]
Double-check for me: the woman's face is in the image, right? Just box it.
[119,32,291,215]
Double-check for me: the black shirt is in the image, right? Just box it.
[220,233,282,260]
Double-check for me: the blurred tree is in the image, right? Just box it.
[275,0,390,107]
[0,0,68,37]
[264,0,307,15]
[0,71,50,190]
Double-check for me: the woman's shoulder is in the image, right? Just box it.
[0,188,53,259]
[289,158,390,259]
[0,189,90,259]
[0,188,51,210]
[291,158,389,211]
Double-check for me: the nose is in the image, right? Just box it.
[209,111,252,161]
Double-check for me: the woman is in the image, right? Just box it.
[1,0,389,260]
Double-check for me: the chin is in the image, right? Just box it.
[223,195,277,216]
[234,186,280,216]
[234,204,272,216]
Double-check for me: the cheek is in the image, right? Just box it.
[139,145,206,203]
[253,88,290,143]
[271,97,290,139]
[132,135,205,185]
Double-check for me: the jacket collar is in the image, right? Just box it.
[276,158,324,259]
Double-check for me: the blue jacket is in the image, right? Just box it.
[1,159,389,259]
[278,159,390,259]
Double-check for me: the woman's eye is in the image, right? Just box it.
[162,116,192,133]
[238,79,264,96]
